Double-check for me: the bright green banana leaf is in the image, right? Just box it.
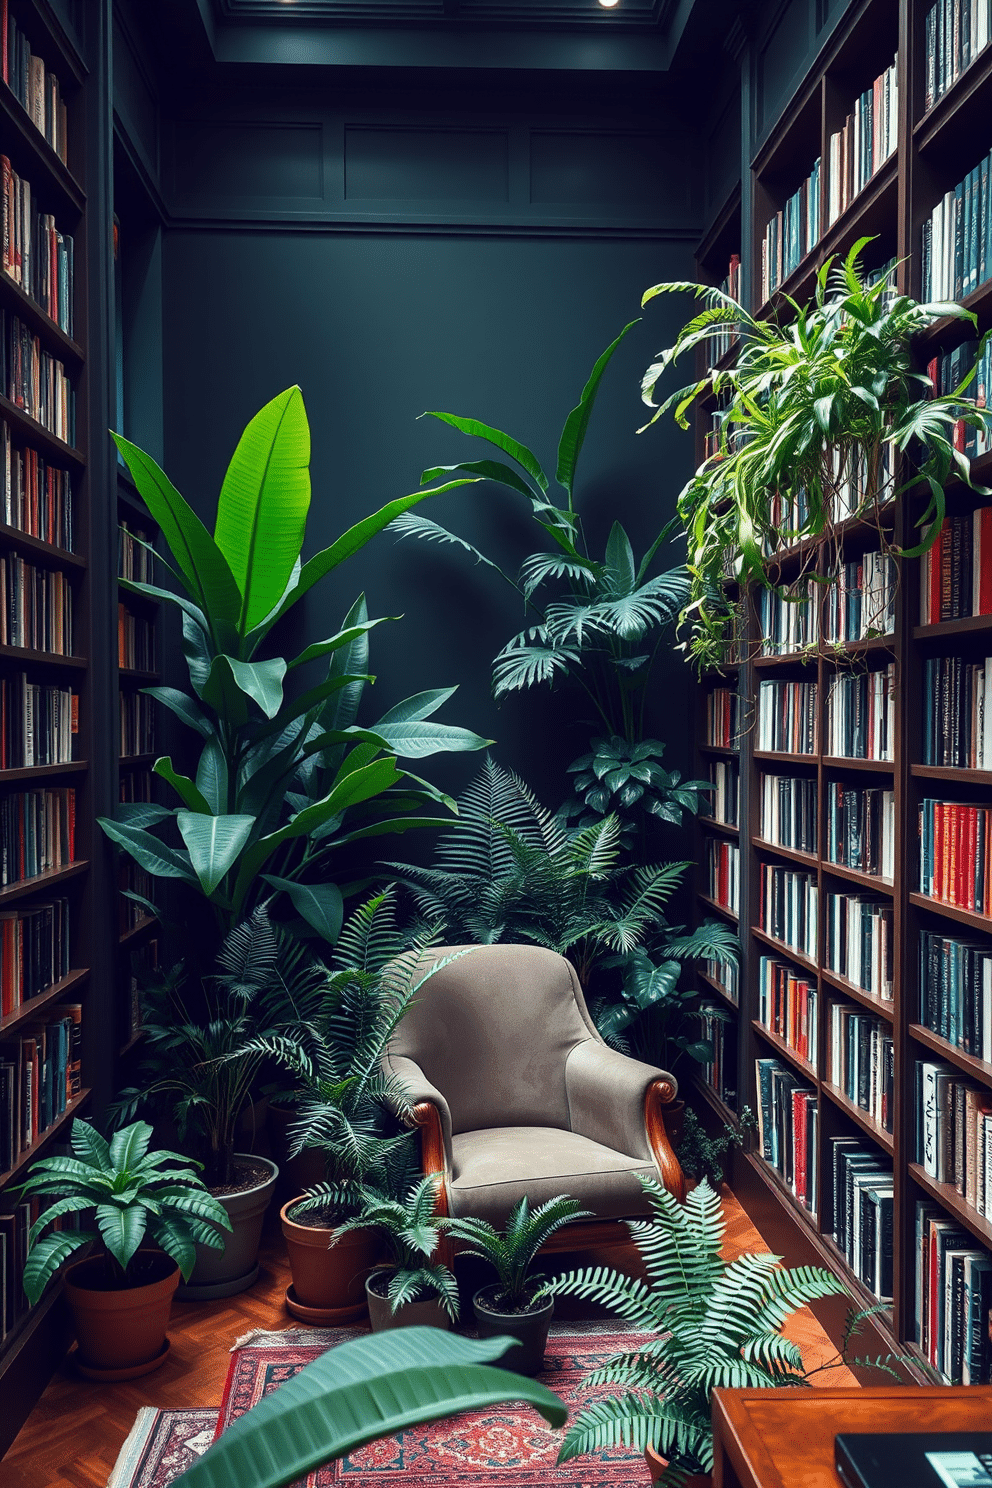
[173,1327,566,1488]
[177,812,256,897]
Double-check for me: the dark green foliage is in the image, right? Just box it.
[334,1173,459,1320]
[443,1194,590,1308]
[674,1107,757,1187]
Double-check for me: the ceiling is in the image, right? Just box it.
[211,0,675,28]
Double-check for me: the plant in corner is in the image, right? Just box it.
[540,1176,905,1486]
[333,1172,459,1331]
[442,1194,590,1374]
[639,241,992,671]
[19,1118,230,1380]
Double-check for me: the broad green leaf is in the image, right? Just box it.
[215,387,312,630]
[95,1202,146,1271]
[201,656,249,727]
[177,812,255,896]
[374,688,457,725]
[113,801,174,829]
[226,657,288,719]
[419,458,537,501]
[154,757,211,814]
[97,818,198,884]
[109,1121,153,1170]
[556,321,638,498]
[22,1231,91,1306]
[196,736,229,814]
[261,876,344,943]
[289,617,394,670]
[71,1120,112,1169]
[143,686,211,738]
[370,719,494,760]
[421,413,548,492]
[602,522,637,597]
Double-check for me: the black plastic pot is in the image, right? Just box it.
[471,1284,554,1375]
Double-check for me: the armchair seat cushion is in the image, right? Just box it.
[449,1125,655,1227]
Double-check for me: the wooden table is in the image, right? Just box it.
[712,1386,992,1487]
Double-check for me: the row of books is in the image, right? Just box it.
[1,418,72,549]
[705,838,740,916]
[706,255,741,370]
[916,1200,992,1383]
[917,1059,992,1212]
[2,6,70,164]
[0,1003,81,1170]
[919,928,992,1059]
[120,690,154,758]
[824,665,895,761]
[120,860,153,935]
[923,654,992,769]
[0,897,69,1018]
[823,550,896,644]
[118,604,155,672]
[0,673,75,768]
[825,892,894,1000]
[760,771,816,854]
[921,148,992,302]
[118,521,154,584]
[919,797,992,913]
[757,580,818,656]
[755,1056,818,1212]
[0,786,73,887]
[706,757,739,827]
[828,1001,894,1134]
[0,157,73,334]
[759,157,820,304]
[0,551,72,653]
[0,310,73,444]
[825,782,895,880]
[926,341,992,460]
[924,0,992,112]
[704,955,739,1003]
[826,55,898,229]
[920,509,992,624]
[757,955,817,1066]
[830,1137,893,1302]
[119,767,151,806]
[698,1002,737,1109]
[758,863,818,960]
[757,678,817,755]
[705,685,742,750]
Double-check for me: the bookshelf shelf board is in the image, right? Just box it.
[820,968,895,1020]
[822,756,894,774]
[754,651,819,670]
[119,913,158,947]
[691,1074,739,1129]
[911,764,992,786]
[0,643,84,669]
[826,635,896,658]
[0,271,84,366]
[913,614,992,642]
[700,663,741,684]
[698,742,741,757]
[0,967,89,1038]
[0,396,83,468]
[0,759,86,783]
[821,860,895,894]
[908,1163,992,1252]
[914,40,992,155]
[0,860,87,905]
[118,667,159,684]
[0,1264,71,1382]
[698,893,739,924]
[702,816,740,838]
[751,836,819,870]
[751,926,820,978]
[0,83,85,217]
[698,970,739,1009]
[916,278,992,357]
[817,1230,895,1324]
[746,1149,818,1230]
[0,1088,92,1188]
[908,1023,992,1090]
[119,752,156,768]
[908,891,992,936]
[752,749,818,767]
[821,1081,894,1151]
[0,524,84,569]
[751,1019,816,1078]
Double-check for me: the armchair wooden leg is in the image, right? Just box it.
[411,1100,456,1269]
[645,1079,686,1203]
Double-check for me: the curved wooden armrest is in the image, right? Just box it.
[644,1078,686,1203]
[410,1101,454,1266]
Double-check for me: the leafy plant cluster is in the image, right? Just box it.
[334,1172,459,1321]
[443,1194,588,1310]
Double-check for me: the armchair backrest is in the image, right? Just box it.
[387,944,601,1135]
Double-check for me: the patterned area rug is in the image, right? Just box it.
[106,1408,218,1488]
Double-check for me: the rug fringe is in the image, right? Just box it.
[105,1407,160,1488]
[230,1326,351,1352]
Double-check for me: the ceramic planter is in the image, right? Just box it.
[365,1269,451,1332]
[176,1154,279,1301]
[645,1444,711,1486]
[65,1251,179,1381]
[280,1197,378,1323]
[471,1284,554,1375]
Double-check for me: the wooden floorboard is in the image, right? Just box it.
[0,1186,853,1487]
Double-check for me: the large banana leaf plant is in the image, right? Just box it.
[101,387,491,940]
[640,240,992,670]
[174,1328,566,1488]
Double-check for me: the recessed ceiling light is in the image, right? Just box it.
[598,0,621,7]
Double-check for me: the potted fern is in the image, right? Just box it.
[333,1173,459,1331]
[540,1177,903,1485]
[443,1194,589,1374]
[20,1119,230,1380]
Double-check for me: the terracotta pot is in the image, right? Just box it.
[472,1284,554,1375]
[177,1154,279,1301]
[365,1269,451,1332]
[64,1251,179,1379]
[644,1444,711,1486]
[280,1197,378,1322]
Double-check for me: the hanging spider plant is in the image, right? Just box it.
[640,239,992,671]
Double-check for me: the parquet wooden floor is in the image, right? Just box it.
[0,1187,853,1488]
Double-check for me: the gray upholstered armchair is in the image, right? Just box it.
[383,944,685,1255]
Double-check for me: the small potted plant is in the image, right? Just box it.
[19,1118,231,1380]
[332,1173,458,1331]
[442,1195,590,1374]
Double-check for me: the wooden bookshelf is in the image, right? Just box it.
[691,0,992,1383]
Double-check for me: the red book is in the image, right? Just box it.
[793,1089,808,1203]
[965,807,977,911]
